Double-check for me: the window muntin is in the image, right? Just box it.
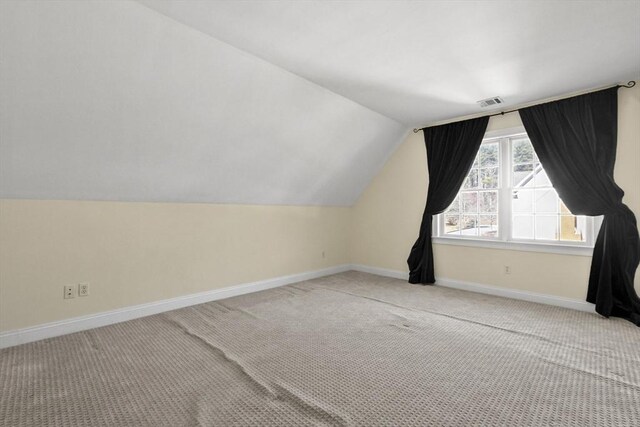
[438,132,591,247]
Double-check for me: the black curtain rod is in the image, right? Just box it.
[412,80,636,133]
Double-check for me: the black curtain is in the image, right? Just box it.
[519,87,640,325]
[407,117,489,284]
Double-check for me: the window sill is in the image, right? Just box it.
[432,236,594,256]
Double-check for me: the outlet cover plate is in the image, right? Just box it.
[78,283,90,297]
[64,285,75,299]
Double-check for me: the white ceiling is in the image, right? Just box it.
[1,1,638,206]
[0,1,406,206]
[140,0,640,126]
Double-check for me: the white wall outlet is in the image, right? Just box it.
[64,285,75,299]
[504,265,511,275]
[78,283,90,297]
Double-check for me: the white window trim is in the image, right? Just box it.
[433,126,601,257]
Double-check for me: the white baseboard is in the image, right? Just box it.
[350,264,595,313]
[0,264,351,349]
[0,263,595,349]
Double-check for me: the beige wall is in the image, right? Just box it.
[0,200,350,331]
[351,84,640,300]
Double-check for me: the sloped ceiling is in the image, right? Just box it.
[0,1,406,206]
[1,1,639,206]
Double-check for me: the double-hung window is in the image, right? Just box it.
[434,127,598,255]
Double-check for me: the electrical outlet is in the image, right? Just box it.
[78,283,90,297]
[64,285,75,299]
[504,265,511,275]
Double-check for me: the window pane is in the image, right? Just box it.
[446,195,460,214]
[560,215,586,242]
[480,167,499,189]
[479,191,498,213]
[444,215,461,235]
[513,163,534,187]
[559,200,572,215]
[513,215,534,239]
[461,192,478,213]
[534,188,558,213]
[535,215,558,240]
[534,164,552,187]
[513,139,534,164]
[479,143,499,167]
[461,215,478,236]
[463,168,479,189]
[479,215,498,237]
[512,189,533,213]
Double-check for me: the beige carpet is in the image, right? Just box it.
[1,271,639,426]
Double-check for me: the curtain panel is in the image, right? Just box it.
[519,87,640,325]
[407,117,489,284]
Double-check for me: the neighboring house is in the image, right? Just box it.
[512,165,586,241]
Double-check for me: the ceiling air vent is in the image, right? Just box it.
[477,96,504,108]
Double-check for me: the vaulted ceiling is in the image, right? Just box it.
[139,0,640,126]
[1,1,638,206]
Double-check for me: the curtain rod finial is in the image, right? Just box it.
[413,128,420,133]
[619,81,636,89]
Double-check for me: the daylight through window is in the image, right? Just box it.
[437,131,593,247]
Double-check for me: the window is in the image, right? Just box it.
[435,128,597,255]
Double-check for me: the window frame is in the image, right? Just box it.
[433,126,601,257]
